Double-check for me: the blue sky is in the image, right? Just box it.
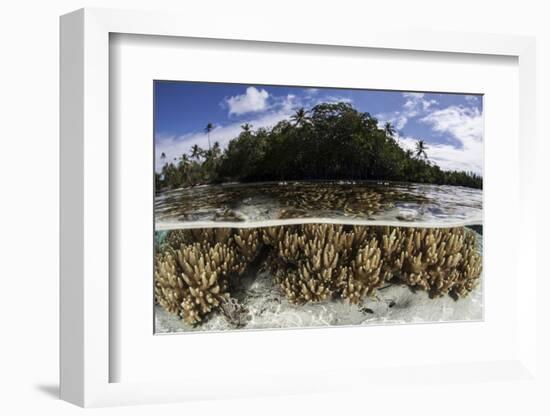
[155,81,483,174]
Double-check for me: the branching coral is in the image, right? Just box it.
[395,227,482,299]
[269,224,386,304]
[155,224,482,325]
[155,228,248,325]
[234,228,262,262]
[375,226,406,280]
[162,227,232,250]
[276,186,391,219]
[262,226,285,246]
[154,251,186,315]
[175,241,243,324]
[272,225,346,303]
[436,229,482,299]
[163,229,191,250]
[339,237,384,303]
[186,227,233,245]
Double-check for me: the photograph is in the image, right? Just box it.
[153,81,483,333]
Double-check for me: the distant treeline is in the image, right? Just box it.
[156,102,482,191]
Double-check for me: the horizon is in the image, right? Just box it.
[154,81,483,175]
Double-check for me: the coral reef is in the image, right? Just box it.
[340,238,384,303]
[234,228,262,262]
[154,251,186,315]
[373,226,483,299]
[275,185,396,219]
[162,227,233,249]
[155,229,247,324]
[155,224,482,325]
[175,241,244,324]
[265,224,384,304]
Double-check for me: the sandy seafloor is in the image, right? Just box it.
[155,230,483,334]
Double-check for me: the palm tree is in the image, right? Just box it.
[204,123,214,150]
[415,140,428,159]
[211,141,221,157]
[177,154,191,182]
[241,123,252,133]
[384,121,396,137]
[179,154,190,165]
[291,107,309,126]
[190,144,202,161]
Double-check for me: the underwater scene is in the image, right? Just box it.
[154,81,483,333]
[155,223,482,332]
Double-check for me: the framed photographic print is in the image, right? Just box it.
[60,8,538,407]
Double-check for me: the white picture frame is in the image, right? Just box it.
[60,7,538,407]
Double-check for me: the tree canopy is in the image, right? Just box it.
[156,102,482,191]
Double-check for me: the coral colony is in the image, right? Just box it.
[155,224,482,326]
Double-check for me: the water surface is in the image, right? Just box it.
[155,181,482,230]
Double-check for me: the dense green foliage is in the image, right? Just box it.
[155,102,482,191]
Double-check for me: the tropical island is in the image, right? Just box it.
[155,102,482,191]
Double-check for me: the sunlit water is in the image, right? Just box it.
[155,180,482,230]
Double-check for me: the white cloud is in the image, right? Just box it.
[317,96,353,105]
[465,95,480,103]
[402,92,425,98]
[421,106,483,145]
[305,88,319,96]
[225,87,270,115]
[376,93,482,173]
[377,92,438,131]
[376,112,408,130]
[402,92,437,116]
[157,91,304,169]
[397,134,482,174]
[156,107,295,171]
[395,105,483,174]
[279,94,297,112]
